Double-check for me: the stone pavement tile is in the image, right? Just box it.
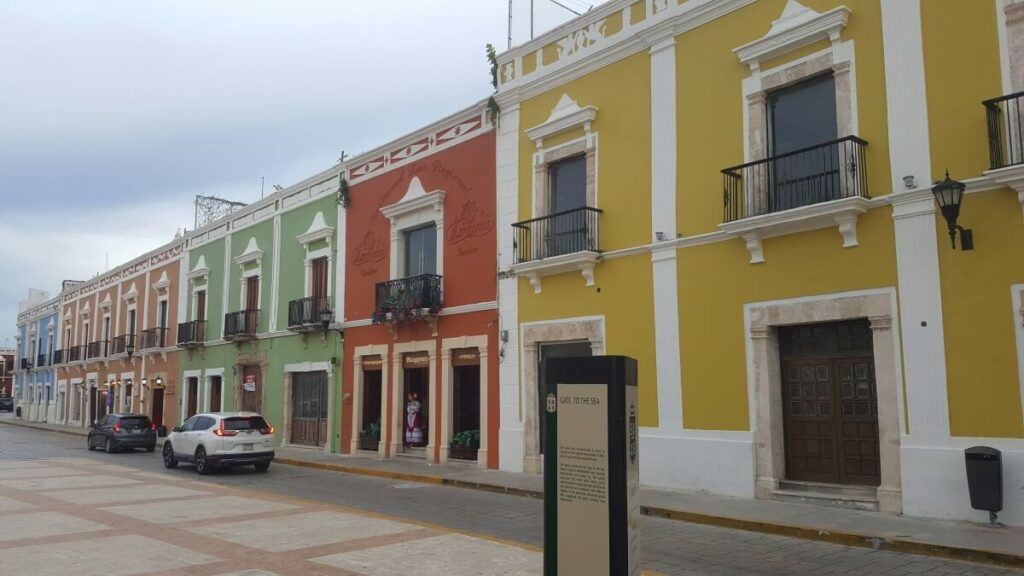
[0,460,61,469]
[0,510,108,542]
[313,533,541,576]
[0,494,34,512]
[0,534,220,576]
[45,457,104,465]
[213,571,282,576]
[101,495,298,524]
[188,510,417,552]
[0,473,140,491]
[82,463,156,474]
[0,465,91,480]
[47,483,214,505]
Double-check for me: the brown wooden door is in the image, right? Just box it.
[151,388,164,427]
[196,290,206,322]
[311,257,328,300]
[291,371,328,447]
[246,277,259,310]
[209,376,222,412]
[241,365,262,413]
[186,378,198,419]
[780,321,879,486]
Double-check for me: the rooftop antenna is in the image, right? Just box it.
[260,176,265,199]
[338,150,347,164]
[272,184,284,192]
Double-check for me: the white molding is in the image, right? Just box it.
[524,94,598,145]
[187,255,210,281]
[342,300,498,329]
[719,196,870,263]
[234,237,264,267]
[1013,284,1024,431]
[151,271,170,292]
[121,282,139,303]
[983,164,1024,222]
[509,251,598,294]
[379,177,446,221]
[381,177,446,282]
[284,361,332,374]
[734,1,850,69]
[881,0,932,196]
[296,211,334,246]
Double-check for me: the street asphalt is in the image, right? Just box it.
[0,417,1019,576]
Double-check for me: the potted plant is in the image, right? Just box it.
[449,429,480,461]
[359,420,381,452]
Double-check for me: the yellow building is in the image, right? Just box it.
[494,0,1024,525]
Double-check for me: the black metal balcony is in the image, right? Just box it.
[66,345,84,363]
[984,91,1024,170]
[111,334,134,356]
[86,341,108,359]
[373,274,442,324]
[52,349,64,365]
[178,320,207,348]
[512,206,602,263]
[36,353,47,368]
[722,136,869,223]
[140,327,168,350]
[224,310,260,340]
[288,296,332,332]
[19,358,31,370]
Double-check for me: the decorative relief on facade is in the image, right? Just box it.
[556,19,607,57]
[447,200,495,244]
[352,231,387,265]
[60,242,184,303]
[348,112,485,182]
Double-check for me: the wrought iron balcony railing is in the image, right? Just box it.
[512,206,602,263]
[52,349,64,365]
[19,358,31,370]
[66,345,84,363]
[288,296,332,331]
[36,353,47,368]
[984,91,1024,170]
[86,341,108,359]
[224,310,260,340]
[178,320,207,348]
[373,274,442,324]
[140,327,168,350]
[111,334,134,356]
[722,136,869,223]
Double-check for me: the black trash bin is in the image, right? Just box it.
[15,406,21,418]
[965,446,1002,523]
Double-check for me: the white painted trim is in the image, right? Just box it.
[524,94,598,144]
[336,187,347,324]
[388,339,437,461]
[181,369,202,423]
[270,215,282,332]
[881,0,932,195]
[508,251,598,293]
[351,343,389,458]
[382,177,445,283]
[234,237,264,266]
[221,236,232,339]
[734,1,850,69]
[439,335,489,468]
[998,0,1014,95]
[187,255,210,281]
[1013,284,1024,429]
[295,211,334,246]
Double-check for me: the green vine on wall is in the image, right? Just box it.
[337,177,350,208]
[486,43,501,127]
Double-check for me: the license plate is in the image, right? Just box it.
[243,444,253,451]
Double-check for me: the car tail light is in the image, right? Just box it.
[113,423,122,433]
[260,424,274,435]
[150,423,157,431]
[213,420,238,437]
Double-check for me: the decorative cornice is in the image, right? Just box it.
[525,93,598,144]
[734,1,850,69]
[380,177,445,221]
[186,254,210,281]
[296,211,334,246]
[151,271,171,292]
[233,237,264,267]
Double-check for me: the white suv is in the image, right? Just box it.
[163,412,275,474]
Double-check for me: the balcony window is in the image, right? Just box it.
[373,274,442,326]
[984,91,1024,170]
[177,320,207,348]
[288,297,332,331]
[140,328,167,350]
[224,310,259,340]
[404,224,437,277]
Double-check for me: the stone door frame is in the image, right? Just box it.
[439,335,489,468]
[350,344,390,458]
[520,316,605,474]
[746,289,903,513]
[388,340,437,461]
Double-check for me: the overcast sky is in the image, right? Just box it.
[0,0,536,344]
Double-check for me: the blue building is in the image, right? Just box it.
[15,289,61,422]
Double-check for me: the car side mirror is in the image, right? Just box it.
[171,426,182,433]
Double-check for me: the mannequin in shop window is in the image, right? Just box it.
[404,392,423,447]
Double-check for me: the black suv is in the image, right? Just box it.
[88,414,157,453]
[0,397,13,412]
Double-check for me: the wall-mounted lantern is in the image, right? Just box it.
[932,170,973,250]
[319,307,335,335]
[126,341,135,361]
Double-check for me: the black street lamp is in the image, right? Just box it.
[126,341,136,361]
[319,307,334,335]
[932,170,974,250]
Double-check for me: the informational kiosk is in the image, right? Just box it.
[543,355,640,576]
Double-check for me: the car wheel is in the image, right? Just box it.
[195,446,211,475]
[105,438,116,454]
[162,443,178,469]
[87,435,96,451]
[146,445,156,453]
[254,461,270,472]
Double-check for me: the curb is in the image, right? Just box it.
[275,455,1024,570]
[0,418,87,438]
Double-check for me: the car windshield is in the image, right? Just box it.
[118,417,151,428]
[223,416,269,431]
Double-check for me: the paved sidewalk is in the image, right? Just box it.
[5,416,1023,570]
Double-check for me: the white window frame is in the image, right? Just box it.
[234,237,265,311]
[295,211,334,299]
[380,176,446,282]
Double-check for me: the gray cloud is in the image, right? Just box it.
[0,0,508,341]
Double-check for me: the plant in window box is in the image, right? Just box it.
[449,429,480,461]
[359,420,381,451]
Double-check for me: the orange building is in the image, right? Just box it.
[340,102,499,468]
[55,240,184,431]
